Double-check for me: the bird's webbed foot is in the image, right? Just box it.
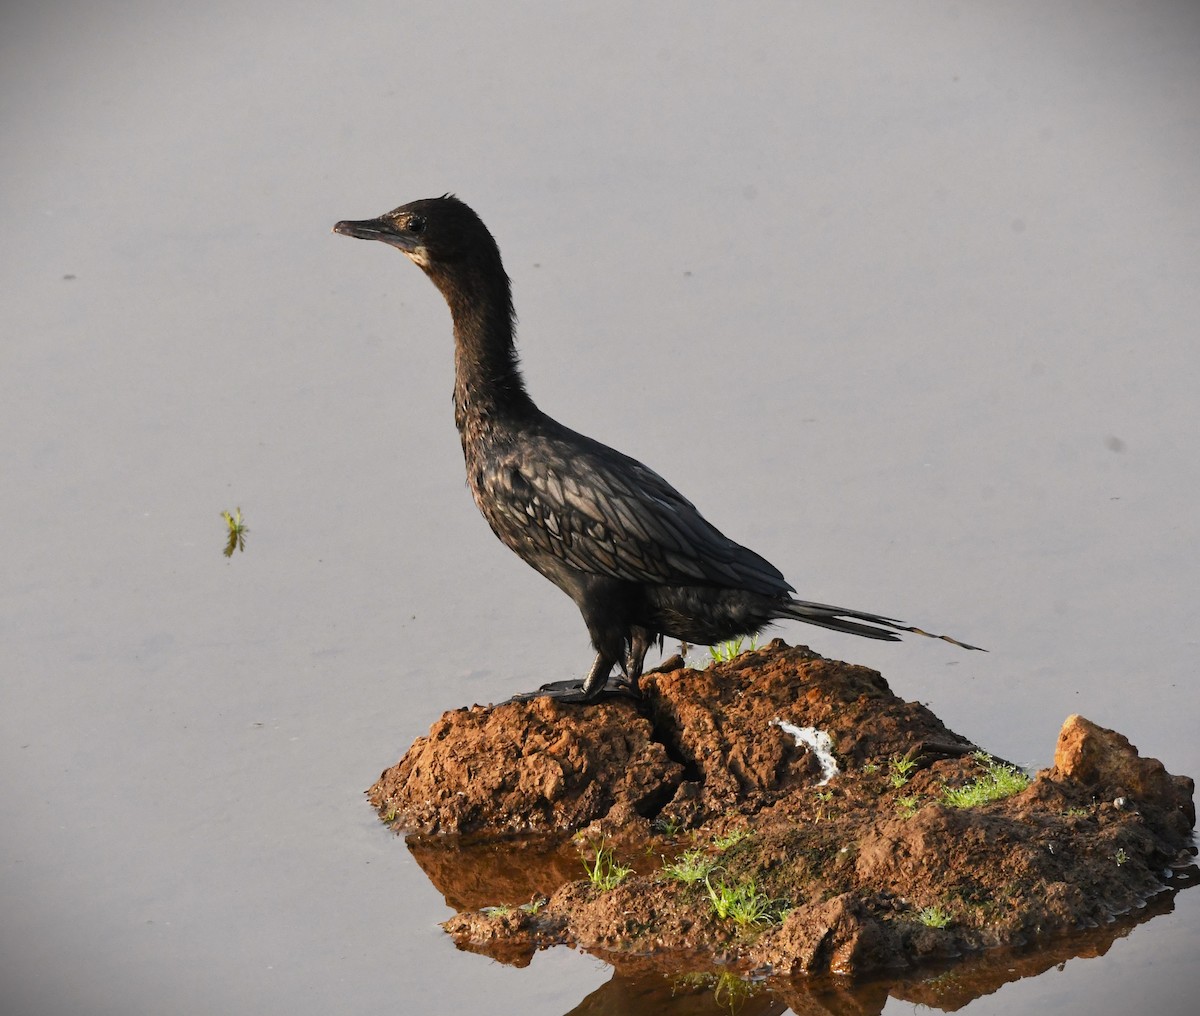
[498,652,640,705]
[499,676,639,705]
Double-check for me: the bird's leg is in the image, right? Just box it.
[501,620,637,705]
[580,651,617,700]
[622,627,657,695]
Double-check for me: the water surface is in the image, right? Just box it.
[3,2,1197,1013]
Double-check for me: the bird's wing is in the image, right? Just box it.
[481,429,791,595]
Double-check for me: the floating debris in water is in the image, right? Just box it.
[221,507,248,558]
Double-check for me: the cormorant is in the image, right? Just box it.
[334,195,981,701]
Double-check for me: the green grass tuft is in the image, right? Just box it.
[659,848,719,884]
[712,826,753,851]
[888,755,919,788]
[916,905,953,928]
[580,842,634,891]
[940,753,1031,808]
[704,876,783,928]
[708,635,758,664]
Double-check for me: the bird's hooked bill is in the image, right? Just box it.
[333,217,418,253]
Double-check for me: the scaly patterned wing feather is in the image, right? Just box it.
[481,430,792,596]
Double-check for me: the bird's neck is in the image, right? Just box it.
[437,266,535,434]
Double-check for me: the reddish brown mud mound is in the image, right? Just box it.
[369,693,683,834]
[370,642,977,835]
[368,641,1196,979]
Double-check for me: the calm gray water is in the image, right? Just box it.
[3,2,1197,1013]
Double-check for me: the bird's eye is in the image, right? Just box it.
[406,215,426,235]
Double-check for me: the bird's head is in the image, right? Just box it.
[333,194,499,274]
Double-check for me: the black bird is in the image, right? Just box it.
[334,195,981,701]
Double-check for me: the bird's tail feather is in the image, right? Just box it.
[780,599,985,652]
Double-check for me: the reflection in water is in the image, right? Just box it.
[407,833,589,914]
[407,833,1197,1015]
[565,963,791,1016]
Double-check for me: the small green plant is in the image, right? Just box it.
[221,507,248,557]
[814,789,834,821]
[704,876,780,928]
[896,795,920,819]
[709,635,758,664]
[916,905,953,928]
[889,755,919,788]
[861,762,880,775]
[653,815,684,837]
[481,895,545,917]
[1063,806,1089,818]
[380,804,399,823]
[660,848,719,884]
[581,842,633,891]
[941,754,1031,808]
[1115,848,1129,866]
[712,826,753,851]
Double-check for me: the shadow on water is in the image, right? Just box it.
[406,833,1198,1015]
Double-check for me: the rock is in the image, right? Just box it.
[752,894,905,976]
[372,642,977,836]
[368,694,682,834]
[1050,713,1195,839]
[368,642,1197,978]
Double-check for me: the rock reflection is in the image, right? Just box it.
[406,831,1196,1016]
[407,833,590,915]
